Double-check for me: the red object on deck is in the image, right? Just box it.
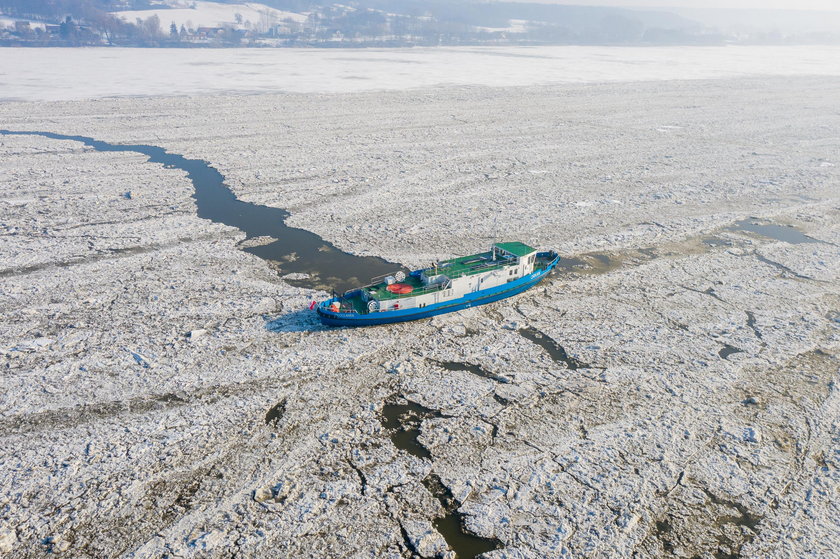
[386,283,414,294]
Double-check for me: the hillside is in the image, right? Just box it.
[1,0,838,47]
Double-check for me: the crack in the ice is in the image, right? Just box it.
[345,457,368,497]
[0,233,229,278]
[745,311,764,341]
[753,252,818,281]
[433,359,511,384]
[518,326,589,370]
[681,284,726,304]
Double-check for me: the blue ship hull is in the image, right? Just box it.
[317,252,559,327]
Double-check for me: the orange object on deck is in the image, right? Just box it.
[386,283,414,294]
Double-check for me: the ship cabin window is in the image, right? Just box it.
[509,269,515,276]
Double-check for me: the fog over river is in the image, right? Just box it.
[2,45,840,101]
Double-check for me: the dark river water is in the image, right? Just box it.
[728,219,819,245]
[0,129,400,293]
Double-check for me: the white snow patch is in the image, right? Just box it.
[476,19,530,33]
[0,17,47,30]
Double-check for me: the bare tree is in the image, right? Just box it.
[142,14,162,40]
[257,9,277,34]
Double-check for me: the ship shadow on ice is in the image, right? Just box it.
[264,309,327,332]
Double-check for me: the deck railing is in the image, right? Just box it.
[365,270,409,287]
[370,277,452,302]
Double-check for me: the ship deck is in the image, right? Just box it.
[434,251,509,279]
[366,274,427,301]
[363,251,513,301]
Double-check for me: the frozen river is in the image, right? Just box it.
[1,43,838,558]
[2,45,840,101]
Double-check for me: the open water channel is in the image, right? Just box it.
[0,129,399,293]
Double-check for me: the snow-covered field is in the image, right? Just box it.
[0,48,838,558]
[111,0,305,30]
[2,45,840,101]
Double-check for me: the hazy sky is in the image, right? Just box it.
[509,0,840,10]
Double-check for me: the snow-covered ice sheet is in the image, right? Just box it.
[2,45,840,101]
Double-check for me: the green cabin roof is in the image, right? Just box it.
[494,241,536,257]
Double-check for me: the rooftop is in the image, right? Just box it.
[494,241,536,257]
